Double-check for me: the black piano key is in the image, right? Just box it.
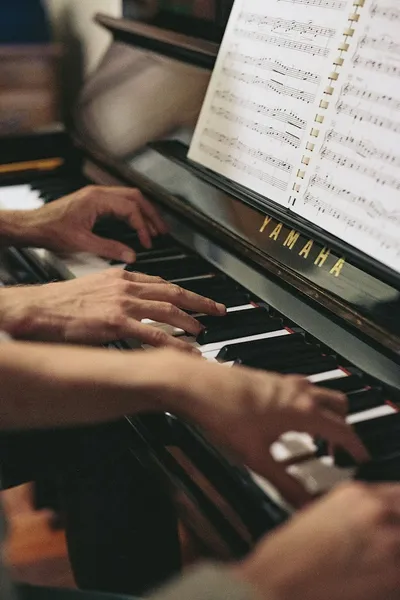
[355,455,400,482]
[278,356,339,375]
[314,375,366,393]
[127,256,212,280]
[196,308,280,345]
[209,291,251,308]
[216,332,304,362]
[335,411,400,466]
[134,247,184,261]
[40,192,65,202]
[235,344,319,368]
[177,277,250,307]
[347,388,385,415]
[235,351,337,376]
[178,275,230,294]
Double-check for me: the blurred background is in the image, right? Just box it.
[0,0,234,135]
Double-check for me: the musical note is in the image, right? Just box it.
[203,128,293,173]
[310,174,400,224]
[320,146,400,192]
[189,0,352,207]
[370,3,400,22]
[222,67,316,103]
[352,54,400,78]
[234,27,330,57]
[198,142,289,191]
[278,0,346,9]
[238,12,336,38]
[214,90,307,129]
[326,129,400,168]
[359,34,400,57]
[341,82,400,112]
[210,105,301,147]
[336,102,400,134]
[303,190,400,253]
[226,52,321,84]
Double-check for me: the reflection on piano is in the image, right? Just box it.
[1,10,400,560]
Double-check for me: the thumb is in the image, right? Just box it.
[81,233,136,263]
[252,455,313,509]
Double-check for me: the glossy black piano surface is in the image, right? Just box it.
[1,9,400,560]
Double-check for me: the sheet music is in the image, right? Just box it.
[188,0,355,205]
[295,1,400,273]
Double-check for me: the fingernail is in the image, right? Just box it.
[122,251,135,264]
[191,347,202,355]
[216,303,226,314]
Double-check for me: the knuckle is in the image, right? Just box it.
[81,184,97,197]
[109,310,128,334]
[295,394,316,414]
[150,328,169,346]
[170,284,185,301]
[110,267,127,279]
[162,302,179,316]
[116,279,131,295]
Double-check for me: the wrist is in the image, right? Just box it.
[0,287,31,336]
[0,210,44,247]
[112,349,201,415]
[232,559,277,600]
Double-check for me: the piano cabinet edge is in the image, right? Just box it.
[125,413,289,559]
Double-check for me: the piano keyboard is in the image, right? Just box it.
[1,177,399,508]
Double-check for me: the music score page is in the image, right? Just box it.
[189,0,356,206]
[295,1,400,274]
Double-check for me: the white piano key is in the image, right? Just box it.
[347,403,396,425]
[288,457,354,494]
[248,470,293,512]
[61,252,113,278]
[195,329,290,358]
[225,304,255,313]
[141,304,257,337]
[142,329,289,355]
[0,185,43,210]
[307,369,347,383]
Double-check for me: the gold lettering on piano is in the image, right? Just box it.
[299,240,313,259]
[283,230,300,250]
[314,247,330,267]
[259,217,346,276]
[259,216,272,233]
[329,258,345,277]
[269,223,283,240]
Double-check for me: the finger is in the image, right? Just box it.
[124,271,167,284]
[136,193,169,234]
[125,320,201,354]
[312,388,348,417]
[312,411,370,463]
[103,187,168,235]
[115,198,153,249]
[134,283,226,315]
[370,484,400,508]
[254,455,313,509]
[131,300,204,335]
[79,234,136,263]
[95,191,153,249]
[147,221,158,237]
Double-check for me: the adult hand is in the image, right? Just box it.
[235,482,400,600]
[17,185,167,261]
[171,356,369,506]
[0,269,225,349]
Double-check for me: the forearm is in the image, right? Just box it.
[149,564,262,600]
[0,342,189,430]
[0,210,42,247]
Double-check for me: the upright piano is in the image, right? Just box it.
[1,6,400,561]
